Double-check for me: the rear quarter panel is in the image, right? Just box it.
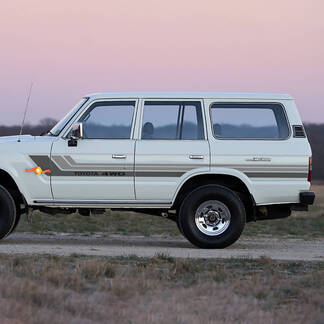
[204,98,311,205]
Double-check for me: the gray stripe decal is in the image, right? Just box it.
[29,155,308,179]
[30,155,134,177]
[64,156,133,168]
[30,156,183,177]
[212,164,308,168]
[244,172,308,178]
[65,156,203,171]
[52,155,133,171]
[135,171,185,177]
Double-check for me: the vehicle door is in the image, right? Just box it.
[50,99,137,201]
[135,100,210,202]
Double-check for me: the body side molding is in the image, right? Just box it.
[33,200,173,209]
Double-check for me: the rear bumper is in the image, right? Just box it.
[300,191,315,205]
[255,192,316,219]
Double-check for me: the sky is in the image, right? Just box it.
[0,0,323,125]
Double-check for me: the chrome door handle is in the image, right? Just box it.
[189,155,204,160]
[112,154,126,159]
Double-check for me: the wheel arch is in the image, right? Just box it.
[172,172,255,222]
[0,168,25,205]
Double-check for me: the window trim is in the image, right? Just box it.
[139,99,207,141]
[51,97,89,137]
[209,101,291,141]
[62,99,138,140]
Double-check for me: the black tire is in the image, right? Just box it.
[179,185,246,249]
[176,216,184,235]
[9,211,21,234]
[0,185,17,239]
[8,190,22,234]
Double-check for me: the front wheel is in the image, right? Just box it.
[0,185,17,239]
[179,185,246,249]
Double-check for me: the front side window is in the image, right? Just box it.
[210,103,290,139]
[141,101,204,140]
[79,101,135,139]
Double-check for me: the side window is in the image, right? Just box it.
[142,101,204,140]
[79,101,135,139]
[210,103,290,139]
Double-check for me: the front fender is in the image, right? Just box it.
[0,139,54,204]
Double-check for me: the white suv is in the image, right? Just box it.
[0,92,315,248]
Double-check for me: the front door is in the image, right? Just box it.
[51,100,137,201]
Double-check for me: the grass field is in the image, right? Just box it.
[2,186,323,323]
[0,254,323,323]
[15,185,324,239]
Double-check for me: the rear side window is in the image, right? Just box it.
[142,101,205,140]
[210,103,290,139]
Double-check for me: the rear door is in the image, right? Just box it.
[51,99,137,201]
[135,100,210,202]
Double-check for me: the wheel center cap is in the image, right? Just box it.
[205,210,220,225]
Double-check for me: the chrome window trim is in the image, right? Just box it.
[61,98,139,140]
[51,97,89,136]
[139,99,207,141]
[209,101,291,141]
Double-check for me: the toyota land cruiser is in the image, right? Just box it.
[0,92,315,248]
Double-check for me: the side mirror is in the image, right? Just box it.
[71,122,83,139]
[68,123,83,147]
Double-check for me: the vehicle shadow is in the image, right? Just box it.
[5,233,196,249]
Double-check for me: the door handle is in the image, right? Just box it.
[189,155,204,160]
[112,154,126,159]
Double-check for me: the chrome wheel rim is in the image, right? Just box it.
[195,200,231,236]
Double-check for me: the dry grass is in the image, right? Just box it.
[0,254,322,323]
[4,186,323,323]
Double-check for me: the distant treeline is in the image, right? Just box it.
[0,120,323,179]
[0,118,58,137]
[304,124,324,180]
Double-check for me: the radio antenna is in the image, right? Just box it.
[18,82,34,142]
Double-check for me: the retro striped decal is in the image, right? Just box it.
[210,164,308,178]
[28,155,308,178]
[30,155,134,177]
[29,155,186,177]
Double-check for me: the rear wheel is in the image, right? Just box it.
[179,185,245,249]
[0,185,17,239]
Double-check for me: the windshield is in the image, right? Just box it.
[50,97,89,136]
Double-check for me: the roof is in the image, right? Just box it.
[85,92,293,100]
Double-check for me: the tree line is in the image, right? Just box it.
[0,119,323,179]
[304,124,324,180]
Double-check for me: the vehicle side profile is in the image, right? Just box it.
[0,92,315,248]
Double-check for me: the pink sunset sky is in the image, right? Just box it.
[0,0,323,125]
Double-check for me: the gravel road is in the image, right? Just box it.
[1,233,323,261]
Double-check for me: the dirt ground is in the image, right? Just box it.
[1,233,323,261]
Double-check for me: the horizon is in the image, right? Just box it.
[3,91,324,127]
[1,0,323,125]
